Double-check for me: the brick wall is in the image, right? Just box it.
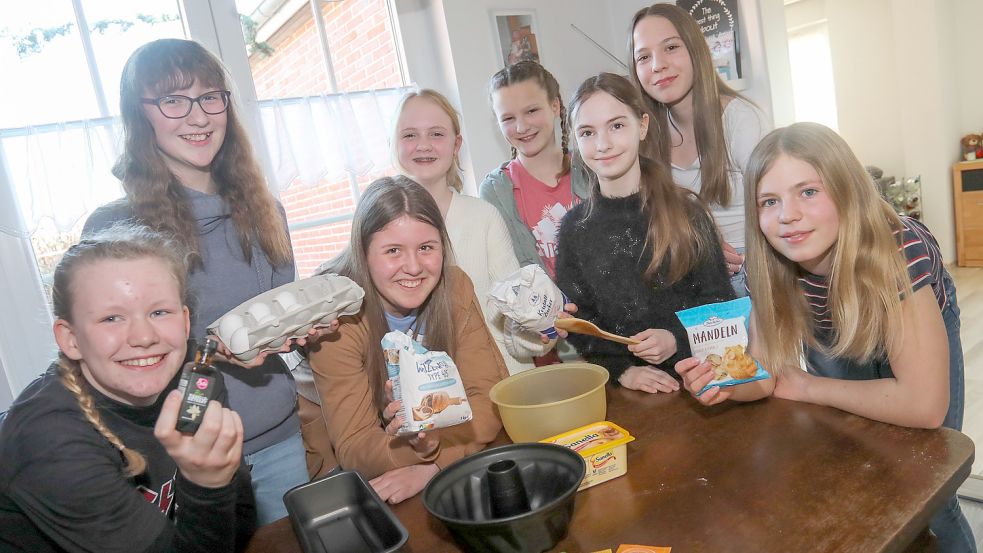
[248,0,402,275]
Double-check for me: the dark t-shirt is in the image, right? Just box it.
[0,361,256,553]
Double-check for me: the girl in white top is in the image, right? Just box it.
[391,89,548,374]
[629,3,770,296]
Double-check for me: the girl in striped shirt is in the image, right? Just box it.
[676,122,973,552]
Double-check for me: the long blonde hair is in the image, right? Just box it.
[320,176,456,412]
[569,73,714,284]
[744,123,911,373]
[116,38,291,267]
[52,224,191,477]
[628,3,749,208]
[391,89,464,192]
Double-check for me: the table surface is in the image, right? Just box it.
[245,386,974,553]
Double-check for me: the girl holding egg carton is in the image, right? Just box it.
[303,176,508,504]
[675,123,973,552]
[82,38,333,524]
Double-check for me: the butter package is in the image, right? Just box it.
[382,331,471,435]
[541,421,634,491]
[488,264,567,338]
[675,296,770,396]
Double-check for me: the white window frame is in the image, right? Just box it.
[0,0,277,409]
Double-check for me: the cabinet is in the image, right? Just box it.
[952,160,983,266]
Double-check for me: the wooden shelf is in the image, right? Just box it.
[953,161,983,266]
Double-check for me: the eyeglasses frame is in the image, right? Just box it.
[140,90,232,119]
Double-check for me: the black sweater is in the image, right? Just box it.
[555,192,734,381]
[0,363,256,553]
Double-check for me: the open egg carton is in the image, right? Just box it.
[207,274,365,362]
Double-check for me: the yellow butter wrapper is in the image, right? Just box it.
[541,421,634,490]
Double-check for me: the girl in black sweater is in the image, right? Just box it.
[556,73,733,393]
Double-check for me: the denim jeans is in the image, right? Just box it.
[244,431,309,525]
[930,273,975,553]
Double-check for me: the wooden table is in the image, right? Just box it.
[246,386,974,552]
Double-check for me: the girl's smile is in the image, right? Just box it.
[574,91,649,196]
[396,97,461,188]
[757,154,840,275]
[366,215,443,317]
[632,15,694,107]
[53,257,190,406]
[493,79,560,159]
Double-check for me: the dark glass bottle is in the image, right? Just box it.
[175,338,221,433]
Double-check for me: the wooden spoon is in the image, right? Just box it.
[554,318,639,345]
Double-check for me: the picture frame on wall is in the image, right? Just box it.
[492,10,541,68]
[674,0,746,90]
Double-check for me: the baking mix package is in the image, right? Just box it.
[674,296,770,396]
[488,264,567,338]
[382,331,471,435]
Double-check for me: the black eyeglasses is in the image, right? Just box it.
[140,90,231,119]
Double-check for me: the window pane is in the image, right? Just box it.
[84,0,184,116]
[0,1,100,127]
[237,0,406,273]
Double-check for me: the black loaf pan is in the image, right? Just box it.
[283,470,408,553]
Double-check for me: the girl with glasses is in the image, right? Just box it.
[83,38,316,525]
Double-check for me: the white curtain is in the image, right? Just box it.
[258,87,411,190]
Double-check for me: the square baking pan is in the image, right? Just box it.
[283,470,408,553]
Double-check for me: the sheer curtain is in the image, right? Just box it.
[0,87,412,405]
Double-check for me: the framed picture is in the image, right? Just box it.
[492,10,541,68]
[675,0,746,90]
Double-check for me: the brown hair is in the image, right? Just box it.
[115,38,291,268]
[320,176,456,412]
[568,73,714,284]
[628,3,749,208]
[52,223,191,477]
[743,123,911,374]
[488,60,571,181]
[391,89,465,192]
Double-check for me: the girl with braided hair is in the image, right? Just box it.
[0,223,255,552]
[481,61,590,278]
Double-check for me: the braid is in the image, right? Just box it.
[557,103,571,179]
[510,146,517,160]
[58,357,147,477]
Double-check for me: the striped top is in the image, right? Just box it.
[798,217,948,336]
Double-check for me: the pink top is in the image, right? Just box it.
[505,159,577,277]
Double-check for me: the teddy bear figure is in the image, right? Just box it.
[961,134,981,161]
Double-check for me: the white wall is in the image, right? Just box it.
[774,0,970,260]
[394,0,773,192]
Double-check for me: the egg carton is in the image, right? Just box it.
[207,274,365,362]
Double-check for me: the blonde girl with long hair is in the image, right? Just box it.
[304,176,507,504]
[391,89,548,374]
[556,73,733,394]
[675,123,973,552]
[629,3,770,297]
[0,224,255,552]
[82,38,310,524]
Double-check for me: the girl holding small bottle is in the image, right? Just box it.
[0,224,255,553]
[556,73,733,394]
